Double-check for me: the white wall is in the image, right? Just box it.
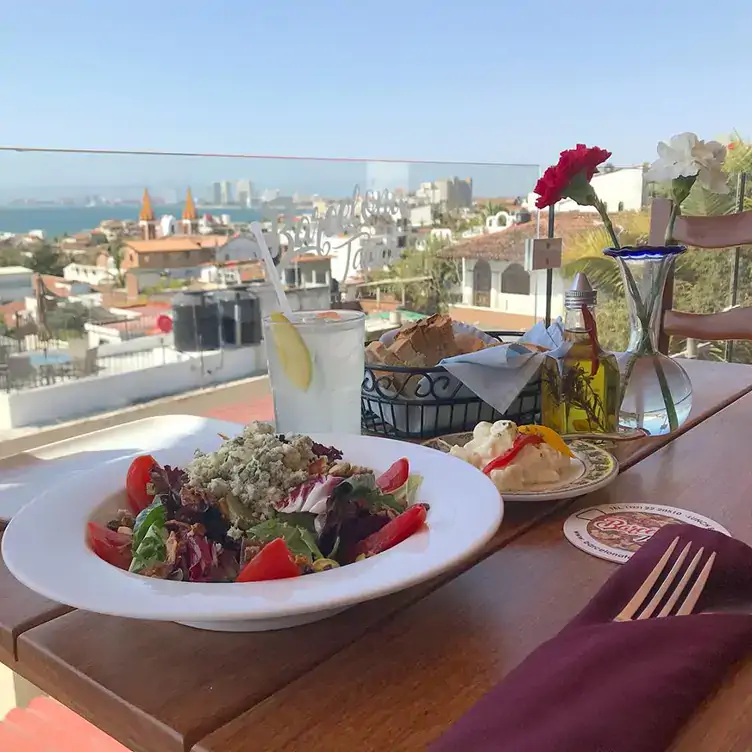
[64,262,115,285]
[409,204,433,228]
[461,258,566,319]
[0,343,268,429]
[525,167,647,214]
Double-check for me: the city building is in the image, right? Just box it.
[236,179,254,207]
[524,165,649,214]
[220,181,233,206]
[211,182,222,205]
[415,177,473,209]
[116,236,228,272]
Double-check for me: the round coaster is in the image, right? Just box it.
[563,503,730,563]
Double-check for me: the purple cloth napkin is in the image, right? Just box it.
[432,524,752,752]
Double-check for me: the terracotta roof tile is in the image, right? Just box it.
[441,212,604,262]
[125,235,228,254]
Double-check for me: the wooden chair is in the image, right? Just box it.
[649,197,752,353]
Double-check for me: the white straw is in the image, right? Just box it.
[249,221,294,318]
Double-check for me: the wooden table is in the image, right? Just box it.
[0,358,751,752]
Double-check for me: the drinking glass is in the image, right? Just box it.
[263,310,365,435]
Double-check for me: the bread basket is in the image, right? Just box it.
[361,329,542,440]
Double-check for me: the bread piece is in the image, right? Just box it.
[365,340,390,365]
[365,340,408,392]
[454,332,487,355]
[388,336,429,368]
[424,314,459,361]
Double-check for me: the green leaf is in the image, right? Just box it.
[132,498,166,551]
[248,519,323,562]
[343,473,401,511]
[405,474,423,505]
[129,525,167,573]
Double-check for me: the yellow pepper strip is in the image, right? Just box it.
[518,425,575,458]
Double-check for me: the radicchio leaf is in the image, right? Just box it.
[149,464,187,515]
[311,442,343,462]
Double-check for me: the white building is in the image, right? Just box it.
[63,262,117,286]
[0,267,34,302]
[525,166,648,214]
[236,179,254,207]
[441,222,565,330]
[409,204,433,228]
[415,177,473,209]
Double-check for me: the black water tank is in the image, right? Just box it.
[216,285,262,346]
[172,291,221,352]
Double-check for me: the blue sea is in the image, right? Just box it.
[0,204,263,237]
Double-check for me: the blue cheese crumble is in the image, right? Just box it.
[186,422,315,520]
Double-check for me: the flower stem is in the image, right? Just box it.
[594,198,620,248]
[665,204,680,246]
[652,354,679,432]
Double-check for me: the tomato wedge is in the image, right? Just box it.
[354,503,427,558]
[376,457,409,493]
[126,455,158,514]
[236,538,301,583]
[87,522,132,570]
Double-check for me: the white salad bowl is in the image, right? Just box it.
[2,432,503,632]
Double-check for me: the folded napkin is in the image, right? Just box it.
[440,319,563,416]
[432,524,752,752]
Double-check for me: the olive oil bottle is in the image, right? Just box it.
[541,273,620,435]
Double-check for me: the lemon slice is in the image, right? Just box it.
[518,425,574,458]
[269,312,312,391]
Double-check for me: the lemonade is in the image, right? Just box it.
[263,310,366,435]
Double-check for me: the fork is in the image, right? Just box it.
[614,536,717,621]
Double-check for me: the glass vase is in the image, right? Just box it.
[604,245,693,436]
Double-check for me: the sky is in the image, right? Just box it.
[1,0,750,197]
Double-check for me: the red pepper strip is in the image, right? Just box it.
[580,304,600,376]
[482,434,544,476]
[354,504,428,558]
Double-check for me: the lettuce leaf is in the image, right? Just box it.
[129,525,167,573]
[132,498,166,551]
[248,518,323,562]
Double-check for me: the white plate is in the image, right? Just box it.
[0,415,245,523]
[2,430,502,632]
[424,435,619,502]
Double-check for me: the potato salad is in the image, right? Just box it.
[450,421,572,492]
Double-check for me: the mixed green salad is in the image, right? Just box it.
[87,422,427,583]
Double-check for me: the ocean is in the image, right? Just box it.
[0,204,263,237]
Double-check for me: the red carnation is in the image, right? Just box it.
[534,144,612,209]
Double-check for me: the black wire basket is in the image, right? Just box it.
[361,330,542,440]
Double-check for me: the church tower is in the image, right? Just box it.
[139,188,157,240]
[181,188,199,235]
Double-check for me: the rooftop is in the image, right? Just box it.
[440,212,605,262]
[125,235,229,254]
[0,266,33,276]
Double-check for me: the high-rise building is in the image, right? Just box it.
[211,182,222,205]
[220,181,233,206]
[236,179,254,208]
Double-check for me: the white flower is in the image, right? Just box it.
[645,132,729,194]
